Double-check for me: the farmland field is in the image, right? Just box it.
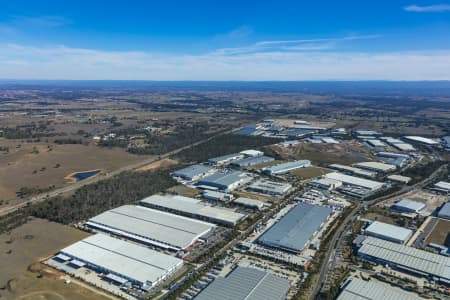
[0,218,111,300]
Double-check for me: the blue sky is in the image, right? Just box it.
[1,0,450,80]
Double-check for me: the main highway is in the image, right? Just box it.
[310,162,448,300]
[0,128,236,217]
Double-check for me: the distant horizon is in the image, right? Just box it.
[1,1,450,80]
[2,79,450,96]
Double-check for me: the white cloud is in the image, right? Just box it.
[404,4,450,12]
[0,42,450,80]
[213,35,381,55]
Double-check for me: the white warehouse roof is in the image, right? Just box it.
[60,234,183,287]
[353,161,397,172]
[404,136,439,145]
[262,160,311,175]
[324,172,384,191]
[364,221,413,244]
[172,164,214,180]
[367,139,386,147]
[434,181,450,192]
[337,277,424,300]
[358,237,450,282]
[387,175,411,184]
[87,205,215,250]
[393,143,415,151]
[240,149,264,157]
[234,197,265,210]
[392,199,425,213]
[140,195,245,226]
[329,164,376,178]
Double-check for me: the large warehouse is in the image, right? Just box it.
[337,277,424,300]
[434,181,450,193]
[391,199,426,213]
[195,266,290,300]
[208,153,244,165]
[404,136,439,145]
[262,160,311,175]
[438,203,450,220]
[86,205,215,250]
[324,172,384,192]
[196,171,252,191]
[257,203,332,253]
[353,161,397,173]
[357,237,450,284]
[230,155,274,167]
[329,164,376,178]
[171,164,215,181]
[58,234,183,290]
[363,221,413,244]
[140,194,245,226]
[246,179,292,196]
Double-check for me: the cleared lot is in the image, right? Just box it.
[426,218,450,247]
[0,218,110,300]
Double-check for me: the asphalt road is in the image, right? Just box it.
[0,128,235,217]
[310,163,448,299]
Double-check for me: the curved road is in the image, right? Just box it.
[310,163,448,300]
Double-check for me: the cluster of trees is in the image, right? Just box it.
[401,160,447,185]
[16,185,55,199]
[0,210,30,235]
[0,169,177,235]
[129,123,219,155]
[175,134,278,163]
[29,169,177,224]
[53,138,84,145]
[0,124,62,139]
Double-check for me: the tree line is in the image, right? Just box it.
[0,169,177,233]
[174,134,278,163]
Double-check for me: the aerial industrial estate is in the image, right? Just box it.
[1,84,450,300]
[13,114,444,300]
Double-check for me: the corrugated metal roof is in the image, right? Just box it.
[438,202,450,219]
[324,172,384,191]
[234,197,265,209]
[435,181,450,191]
[87,205,214,250]
[208,153,243,164]
[262,160,311,174]
[329,164,376,178]
[257,203,332,253]
[231,155,274,167]
[140,195,245,225]
[235,125,259,136]
[195,267,290,300]
[61,234,183,285]
[355,130,379,135]
[197,171,248,190]
[172,165,214,180]
[247,179,292,195]
[354,162,396,172]
[387,175,411,183]
[358,237,450,281]
[367,139,386,147]
[392,143,415,151]
[404,136,439,145]
[392,199,425,212]
[364,221,413,243]
[337,277,424,300]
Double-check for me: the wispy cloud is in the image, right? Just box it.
[404,4,450,12]
[1,41,450,80]
[0,15,69,36]
[226,26,254,39]
[212,34,381,55]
